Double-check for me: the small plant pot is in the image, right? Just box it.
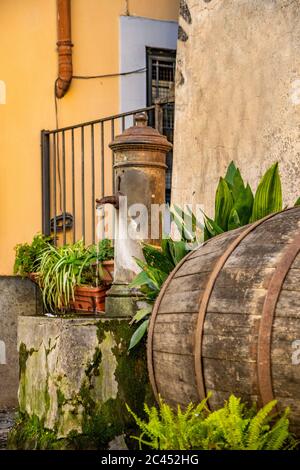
[94,285,111,313]
[101,260,114,284]
[70,285,110,314]
[28,272,39,284]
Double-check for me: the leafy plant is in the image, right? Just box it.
[82,239,114,284]
[129,161,300,348]
[250,162,282,222]
[87,238,114,263]
[14,233,53,277]
[127,394,297,450]
[170,204,202,246]
[128,238,188,350]
[38,239,114,313]
[204,162,284,239]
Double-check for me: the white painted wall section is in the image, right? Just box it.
[119,16,178,115]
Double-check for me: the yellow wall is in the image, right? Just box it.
[0,0,179,274]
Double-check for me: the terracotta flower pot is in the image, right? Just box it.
[92,260,114,284]
[70,285,110,314]
[101,260,114,284]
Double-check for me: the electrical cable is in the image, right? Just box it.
[72,67,146,80]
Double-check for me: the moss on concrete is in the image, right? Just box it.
[85,347,102,378]
[19,342,36,376]
[9,317,154,450]
[57,389,66,410]
[8,413,65,450]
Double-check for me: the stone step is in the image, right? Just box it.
[0,410,16,450]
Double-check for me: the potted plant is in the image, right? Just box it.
[71,239,114,313]
[38,239,114,314]
[14,233,53,282]
[89,238,114,285]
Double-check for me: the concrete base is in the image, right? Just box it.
[105,283,147,318]
[10,315,152,449]
[0,276,42,409]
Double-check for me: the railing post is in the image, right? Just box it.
[154,99,164,135]
[41,130,51,236]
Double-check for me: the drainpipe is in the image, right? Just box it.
[55,0,73,99]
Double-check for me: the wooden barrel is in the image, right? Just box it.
[147,207,300,435]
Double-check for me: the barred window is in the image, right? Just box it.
[146,48,176,204]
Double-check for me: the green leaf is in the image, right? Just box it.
[225,161,238,186]
[131,305,153,324]
[128,319,149,350]
[170,205,196,242]
[295,197,300,207]
[231,169,246,202]
[250,163,282,222]
[129,271,154,289]
[227,208,241,230]
[170,206,187,239]
[161,238,174,265]
[167,240,188,265]
[142,243,174,274]
[232,183,254,226]
[134,258,169,290]
[214,178,234,230]
[204,215,224,240]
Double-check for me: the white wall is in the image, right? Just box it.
[119,15,178,116]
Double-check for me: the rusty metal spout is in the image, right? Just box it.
[96,193,121,210]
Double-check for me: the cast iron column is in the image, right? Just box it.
[106,113,172,317]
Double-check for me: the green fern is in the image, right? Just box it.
[127,394,297,450]
[246,400,277,449]
[264,409,292,450]
[127,395,210,450]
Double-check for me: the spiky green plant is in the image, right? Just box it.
[127,395,297,450]
[169,162,300,241]
[38,239,113,313]
[204,161,288,239]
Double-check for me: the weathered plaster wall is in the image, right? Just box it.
[172,0,300,216]
[0,277,42,409]
[12,316,151,449]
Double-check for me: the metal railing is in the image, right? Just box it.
[41,102,173,245]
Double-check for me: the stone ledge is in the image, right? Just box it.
[10,315,152,449]
[0,276,42,409]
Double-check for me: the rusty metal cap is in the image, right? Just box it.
[109,113,173,153]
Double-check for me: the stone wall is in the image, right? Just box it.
[172,0,300,216]
[0,277,42,409]
[9,315,152,450]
